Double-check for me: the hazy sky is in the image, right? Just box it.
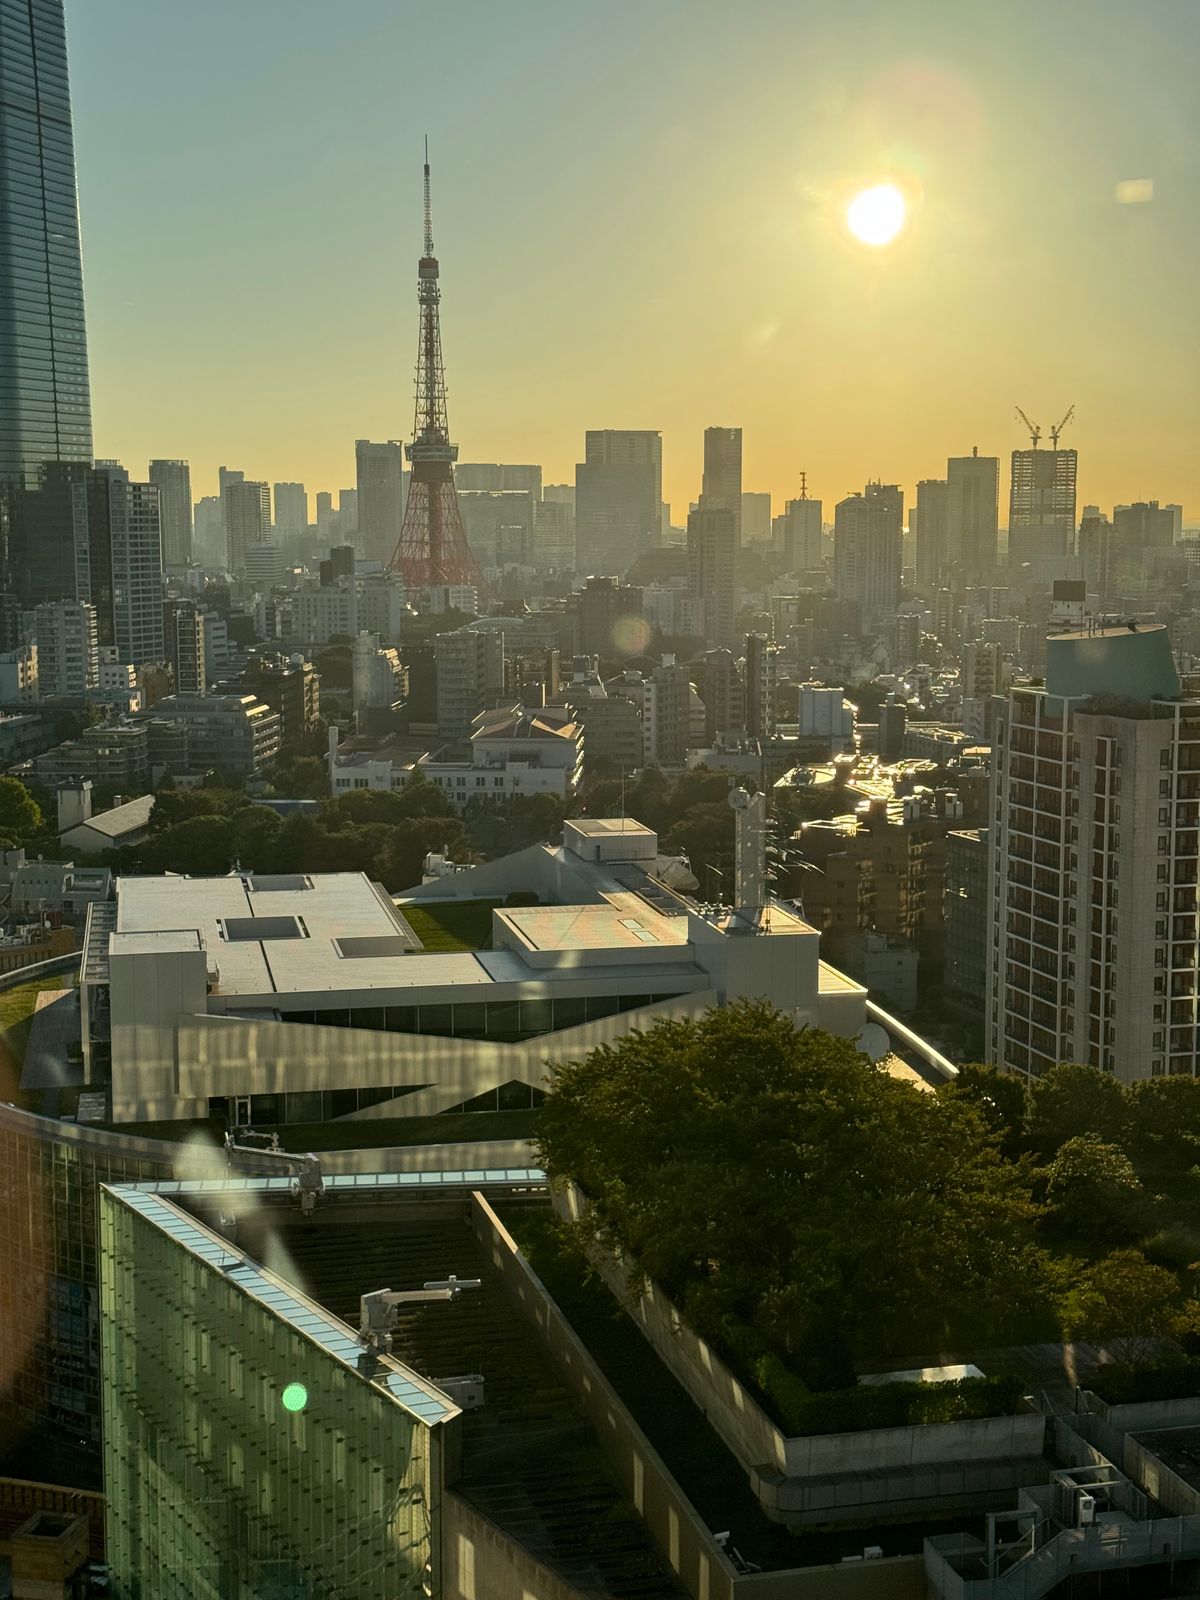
[70,0,1200,522]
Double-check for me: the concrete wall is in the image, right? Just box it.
[442,1492,590,1600]
[468,1194,740,1600]
[555,1183,1044,1489]
[737,1558,925,1600]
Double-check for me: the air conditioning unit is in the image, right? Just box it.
[1077,1492,1096,1527]
[436,1373,485,1410]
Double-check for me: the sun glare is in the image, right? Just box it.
[845,183,907,247]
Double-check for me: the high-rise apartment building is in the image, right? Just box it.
[574,430,661,575]
[148,459,192,566]
[572,575,643,658]
[1110,500,1182,587]
[225,479,271,573]
[914,478,948,591]
[687,506,737,649]
[32,599,98,696]
[701,649,744,743]
[773,495,823,573]
[192,494,223,565]
[11,462,162,661]
[701,426,742,543]
[459,489,534,569]
[533,497,575,570]
[1008,447,1077,570]
[833,483,903,624]
[163,598,206,694]
[947,448,999,576]
[88,463,164,664]
[988,624,1200,1082]
[434,625,505,738]
[741,491,771,543]
[272,481,307,543]
[745,631,779,741]
[0,0,93,485]
[355,440,405,566]
[217,465,243,565]
[1078,507,1113,596]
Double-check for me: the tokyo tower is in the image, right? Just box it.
[388,143,482,590]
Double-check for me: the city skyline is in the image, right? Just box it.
[69,0,1200,518]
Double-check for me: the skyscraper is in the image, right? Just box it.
[687,505,737,649]
[914,478,948,591]
[273,481,307,544]
[0,0,93,485]
[225,479,271,573]
[833,483,903,624]
[574,430,662,575]
[148,459,193,566]
[773,493,823,572]
[701,426,742,544]
[1008,446,1077,570]
[355,440,405,566]
[946,448,999,576]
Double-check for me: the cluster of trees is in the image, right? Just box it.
[538,1008,1200,1399]
[0,776,44,850]
[114,775,468,892]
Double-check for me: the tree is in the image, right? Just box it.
[1127,1077,1200,1201]
[135,815,245,876]
[939,1064,1028,1161]
[538,1003,1045,1386]
[0,776,43,841]
[1059,1249,1180,1364]
[267,755,328,801]
[1042,1135,1148,1247]
[149,788,251,833]
[377,817,469,892]
[662,803,734,897]
[1025,1063,1130,1162]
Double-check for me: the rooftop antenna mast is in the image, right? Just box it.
[798,470,808,500]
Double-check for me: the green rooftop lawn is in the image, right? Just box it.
[401,898,502,952]
[0,973,76,1073]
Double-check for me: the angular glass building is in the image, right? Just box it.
[0,0,93,483]
[100,1182,458,1599]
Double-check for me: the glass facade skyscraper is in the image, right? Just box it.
[0,0,93,484]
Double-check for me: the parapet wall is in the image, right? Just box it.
[553,1181,1045,1520]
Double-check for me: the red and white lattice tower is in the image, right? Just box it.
[387,144,482,590]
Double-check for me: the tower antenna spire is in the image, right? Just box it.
[387,143,483,593]
[423,134,433,257]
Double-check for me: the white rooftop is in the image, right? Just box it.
[566,819,656,839]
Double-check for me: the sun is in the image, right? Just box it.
[845,183,907,247]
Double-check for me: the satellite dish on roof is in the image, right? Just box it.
[856,1022,891,1062]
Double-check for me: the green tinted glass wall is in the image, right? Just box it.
[100,1190,438,1599]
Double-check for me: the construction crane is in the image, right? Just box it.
[1049,405,1075,449]
[1015,407,1041,449]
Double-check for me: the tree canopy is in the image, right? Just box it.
[538,1003,1046,1386]
[0,776,43,841]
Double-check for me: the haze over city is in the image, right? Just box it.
[71,0,1200,515]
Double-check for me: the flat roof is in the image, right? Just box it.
[498,901,688,953]
[566,819,656,838]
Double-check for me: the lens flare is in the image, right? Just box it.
[281,1381,308,1412]
[846,183,907,247]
